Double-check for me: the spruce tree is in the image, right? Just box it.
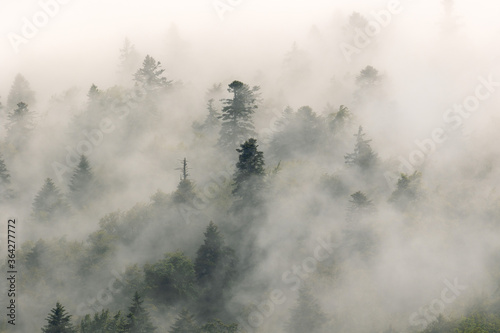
[7,102,34,149]
[42,302,76,333]
[32,178,69,222]
[68,155,93,208]
[232,138,265,204]
[346,191,374,223]
[173,158,197,205]
[200,319,238,333]
[389,171,422,210]
[169,309,200,333]
[194,222,237,320]
[134,55,171,93]
[0,154,12,201]
[344,126,378,170]
[285,285,326,333]
[7,73,35,110]
[217,80,260,150]
[202,98,220,131]
[126,292,156,333]
[119,38,140,83]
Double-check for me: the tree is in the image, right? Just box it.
[68,155,94,208]
[80,310,128,333]
[346,191,374,223]
[173,158,197,205]
[217,81,260,150]
[0,154,12,201]
[328,105,353,136]
[201,319,238,333]
[126,292,156,333]
[42,302,76,333]
[389,171,422,210]
[32,178,69,222]
[134,55,171,93]
[194,222,237,320]
[143,252,197,305]
[232,138,265,204]
[344,126,378,170]
[285,285,326,333]
[7,73,35,110]
[119,38,141,83]
[202,98,220,131]
[7,102,34,148]
[169,309,200,333]
[354,66,383,101]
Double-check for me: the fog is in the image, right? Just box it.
[1,0,500,332]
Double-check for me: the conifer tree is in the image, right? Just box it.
[32,178,69,222]
[119,38,141,83]
[134,55,171,94]
[0,154,12,201]
[389,171,422,210]
[344,126,378,170]
[285,285,326,333]
[346,191,374,223]
[42,302,76,333]
[173,158,197,205]
[202,98,220,131]
[169,309,200,333]
[6,101,34,149]
[7,73,35,110]
[218,80,260,150]
[68,155,93,208]
[126,292,156,333]
[232,138,265,204]
[194,222,237,320]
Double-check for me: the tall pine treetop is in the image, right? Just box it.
[42,302,76,333]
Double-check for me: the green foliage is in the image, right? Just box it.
[346,191,374,222]
[144,252,197,305]
[41,302,76,333]
[126,292,157,333]
[32,178,69,222]
[344,126,378,170]
[173,158,197,205]
[232,138,265,205]
[169,309,200,333]
[79,309,127,333]
[68,155,94,208]
[200,319,239,333]
[217,80,260,150]
[194,222,238,320]
[285,285,326,333]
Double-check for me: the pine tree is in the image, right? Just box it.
[169,309,200,333]
[134,55,171,93]
[0,154,12,201]
[126,292,156,333]
[202,98,220,131]
[173,158,197,205]
[217,80,260,150]
[68,155,94,208]
[6,102,34,149]
[7,73,35,110]
[119,38,141,83]
[232,138,265,204]
[200,319,238,333]
[32,178,69,222]
[194,222,237,320]
[42,302,77,333]
[346,191,374,223]
[285,285,326,333]
[389,171,422,210]
[344,126,378,170]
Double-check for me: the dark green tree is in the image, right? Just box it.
[68,155,93,208]
[32,178,69,222]
[202,99,220,131]
[143,252,197,305]
[173,158,197,205]
[328,105,353,136]
[7,73,35,110]
[346,191,374,223]
[217,81,260,150]
[232,138,265,205]
[134,55,171,93]
[285,285,326,333]
[126,292,156,333]
[7,101,34,149]
[194,222,238,320]
[169,309,200,333]
[41,302,76,333]
[344,126,378,170]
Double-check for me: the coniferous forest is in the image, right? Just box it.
[1,1,500,332]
